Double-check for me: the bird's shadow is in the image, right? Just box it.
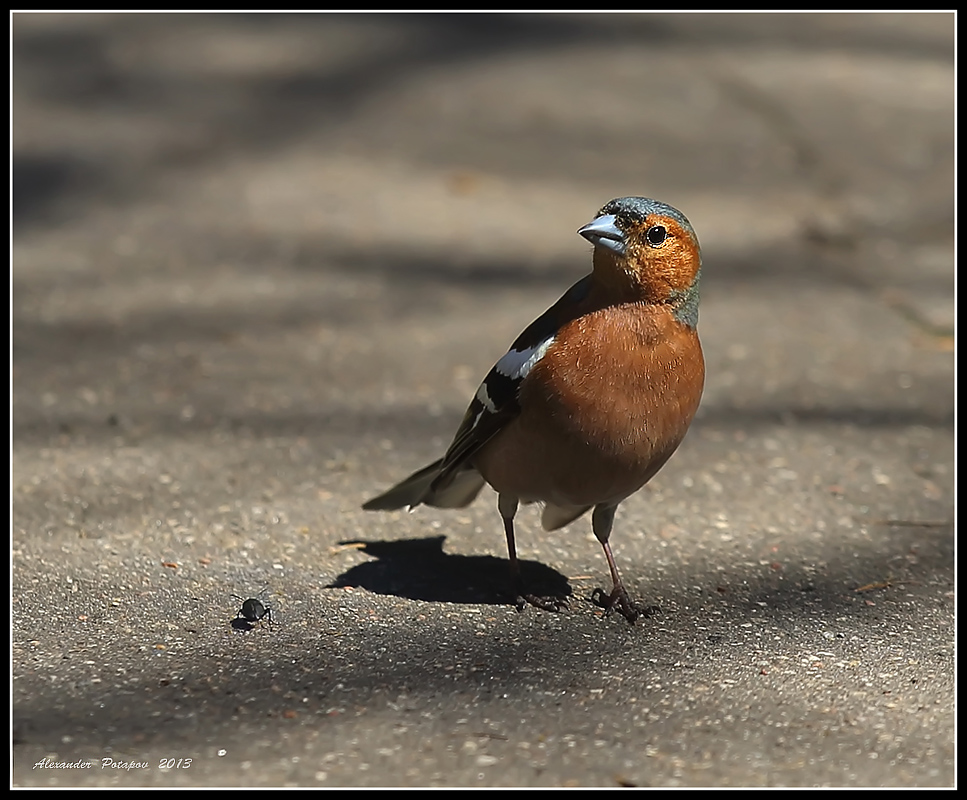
[326,535,571,606]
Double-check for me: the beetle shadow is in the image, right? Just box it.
[326,535,572,606]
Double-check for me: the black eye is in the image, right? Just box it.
[645,225,667,246]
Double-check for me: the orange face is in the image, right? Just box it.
[579,197,701,324]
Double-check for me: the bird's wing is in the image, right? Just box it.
[431,275,593,492]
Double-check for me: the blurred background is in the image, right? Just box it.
[13,13,954,437]
[13,13,954,788]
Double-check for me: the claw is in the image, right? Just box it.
[591,586,641,624]
[512,591,569,614]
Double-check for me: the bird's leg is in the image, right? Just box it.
[499,494,567,613]
[500,496,526,611]
[589,504,640,623]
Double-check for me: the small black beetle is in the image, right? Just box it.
[232,588,273,628]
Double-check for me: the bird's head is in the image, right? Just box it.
[578,197,701,328]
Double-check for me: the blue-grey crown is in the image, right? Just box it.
[599,197,698,244]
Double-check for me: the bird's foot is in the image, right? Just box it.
[513,591,569,614]
[590,585,655,624]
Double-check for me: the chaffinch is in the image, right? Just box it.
[364,197,704,623]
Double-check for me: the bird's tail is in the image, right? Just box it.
[362,458,487,511]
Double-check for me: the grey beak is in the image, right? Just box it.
[577,214,625,256]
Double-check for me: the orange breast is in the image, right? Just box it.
[473,304,705,507]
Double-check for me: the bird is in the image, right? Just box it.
[363,197,704,623]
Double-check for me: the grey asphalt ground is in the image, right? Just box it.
[12,13,954,788]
